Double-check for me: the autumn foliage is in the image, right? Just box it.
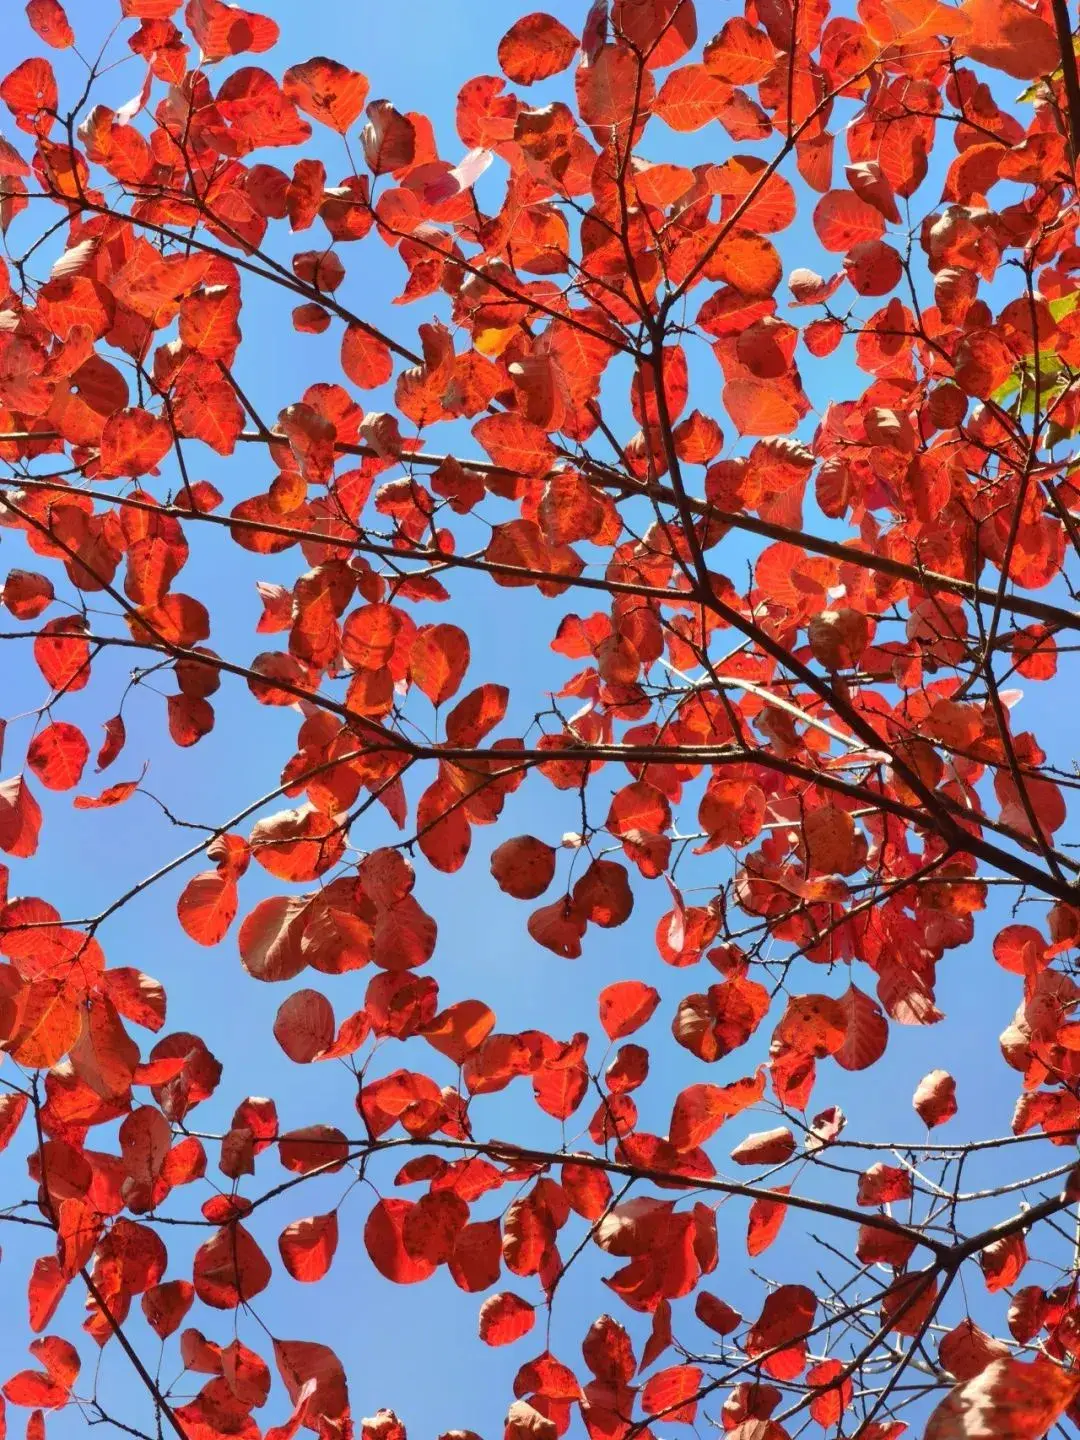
[5,0,1080,1436]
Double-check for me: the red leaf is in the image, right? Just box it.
[33,618,90,693]
[27,1257,67,1334]
[527,898,586,959]
[745,1283,814,1378]
[833,984,888,1071]
[4,571,52,621]
[0,778,41,858]
[490,836,557,900]
[99,407,172,477]
[670,1074,763,1151]
[192,1224,271,1309]
[417,775,472,874]
[95,716,126,771]
[273,989,335,1062]
[925,1357,1078,1439]
[957,0,1059,80]
[807,1358,852,1427]
[747,1188,790,1258]
[473,414,557,477]
[445,684,508,747]
[448,1218,502,1292]
[703,18,775,83]
[403,1190,469,1264]
[504,1401,556,1440]
[278,1212,339,1282]
[278,1125,349,1175]
[730,1127,795,1166]
[613,0,696,67]
[141,1281,194,1341]
[844,161,901,223]
[362,101,416,175]
[364,1199,438,1284]
[26,723,88,792]
[695,1292,740,1335]
[913,1069,957,1128]
[0,1093,28,1154]
[640,1365,702,1425]
[72,778,139,810]
[993,924,1047,976]
[857,1164,912,1207]
[272,1338,349,1425]
[980,1233,1028,1294]
[561,1162,612,1220]
[774,993,848,1057]
[1,58,57,135]
[478,1291,535,1346]
[576,44,655,147]
[723,379,800,437]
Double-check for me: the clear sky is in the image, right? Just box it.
[0,3,1070,1438]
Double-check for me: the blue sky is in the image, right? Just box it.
[0,2,1074,1437]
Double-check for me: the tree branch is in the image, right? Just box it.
[1052,0,1080,164]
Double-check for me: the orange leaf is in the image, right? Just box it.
[813,190,887,252]
[955,0,1059,79]
[655,65,730,132]
[249,806,344,882]
[177,870,238,947]
[25,0,74,48]
[283,56,369,132]
[186,0,276,58]
[703,17,775,82]
[410,624,470,705]
[341,323,393,388]
[498,13,578,84]
[421,999,496,1065]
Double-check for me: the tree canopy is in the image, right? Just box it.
[2,0,1080,1437]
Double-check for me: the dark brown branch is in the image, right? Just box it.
[32,1082,186,1440]
[1052,0,1080,164]
[0,620,1073,904]
[3,440,1078,633]
[81,1267,187,1440]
